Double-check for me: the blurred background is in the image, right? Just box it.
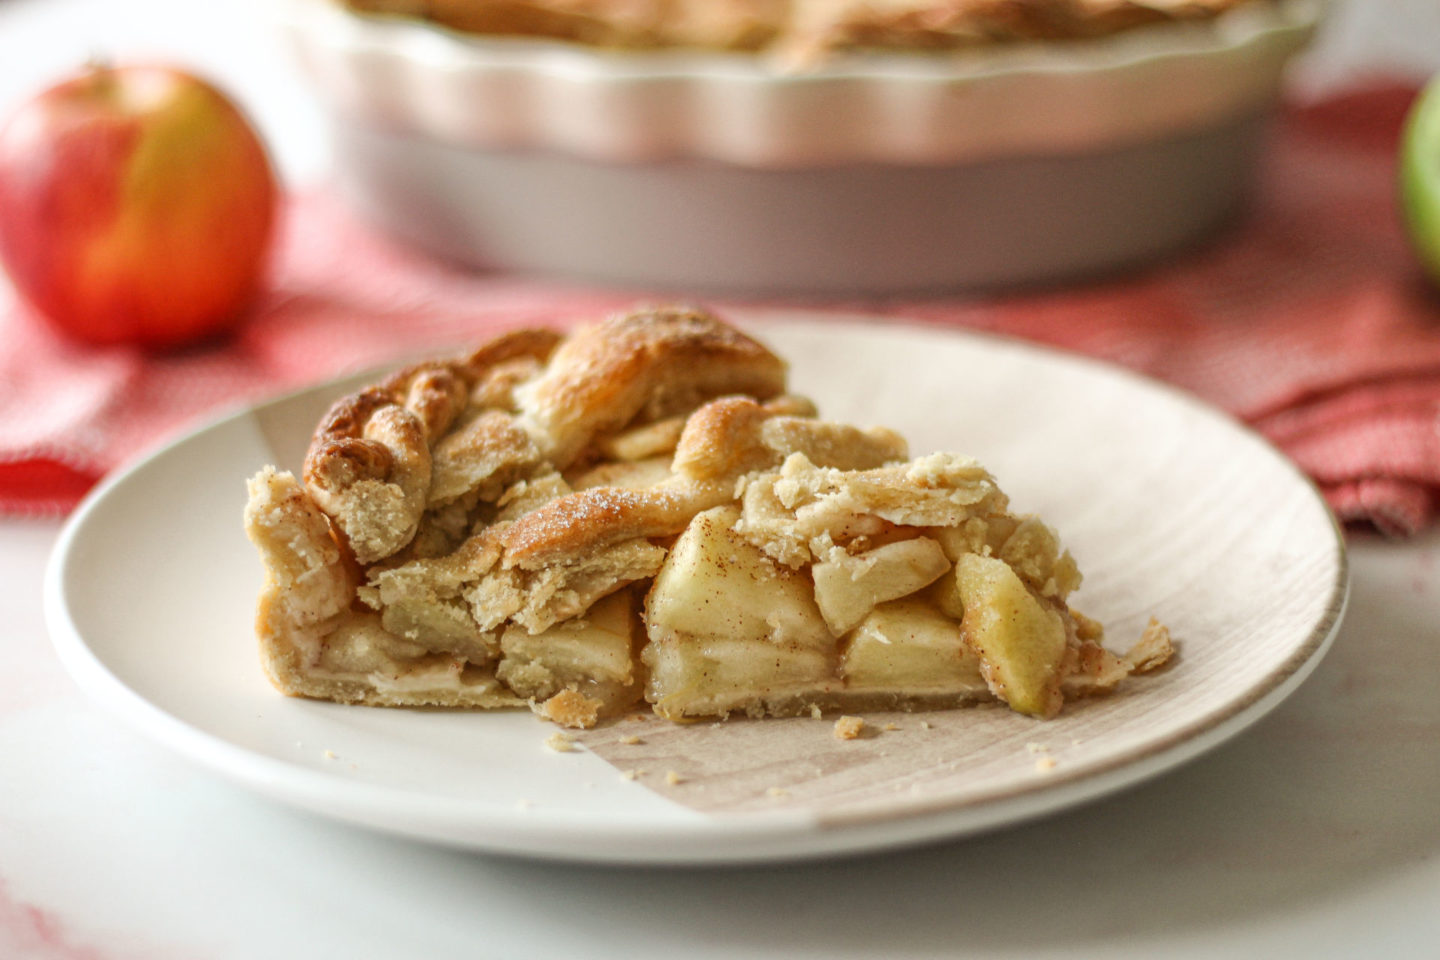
[3,0,1440,523]
[1,0,1439,520]
[0,0,1435,188]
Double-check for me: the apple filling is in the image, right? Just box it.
[639,452,1164,720]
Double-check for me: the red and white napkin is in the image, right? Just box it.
[2,83,1436,534]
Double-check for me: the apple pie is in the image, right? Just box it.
[244,306,1170,728]
[338,0,1263,59]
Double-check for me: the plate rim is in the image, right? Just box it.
[43,313,1350,864]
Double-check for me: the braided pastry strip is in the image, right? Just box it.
[784,0,1252,54]
[514,305,788,469]
[303,329,562,564]
[303,309,789,565]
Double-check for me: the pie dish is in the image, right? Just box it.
[276,0,1321,292]
[245,306,1171,727]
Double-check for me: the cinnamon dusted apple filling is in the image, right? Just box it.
[245,306,1170,728]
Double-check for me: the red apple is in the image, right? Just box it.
[0,64,277,347]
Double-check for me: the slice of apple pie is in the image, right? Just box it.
[244,306,1169,727]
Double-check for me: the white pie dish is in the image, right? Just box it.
[45,311,1346,864]
[275,0,1323,293]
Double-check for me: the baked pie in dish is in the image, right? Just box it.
[244,307,1171,728]
[338,0,1266,59]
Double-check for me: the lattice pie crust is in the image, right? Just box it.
[340,0,1261,61]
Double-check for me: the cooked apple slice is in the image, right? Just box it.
[811,536,950,635]
[643,637,835,720]
[643,505,836,718]
[497,589,637,703]
[841,598,985,693]
[955,553,1069,718]
[925,571,965,620]
[645,505,830,648]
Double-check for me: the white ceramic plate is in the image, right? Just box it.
[46,313,1347,865]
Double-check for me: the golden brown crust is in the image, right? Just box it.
[429,409,540,506]
[377,362,470,439]
[456,327,565,381]
[304,395,432,565]
[787,0,1248,55]
[367,0,787,50]
[305,389,401,490]
[341,0,1260,55]
[515,305,788,468]
[669,396,779,482]
[500,481,734,569]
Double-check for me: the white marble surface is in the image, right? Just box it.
[3,1,1440,957]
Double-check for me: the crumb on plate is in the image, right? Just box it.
[1126,618,1175,672]
[833,716,865,740]
[545,732,577,753]
[538,689,601,729]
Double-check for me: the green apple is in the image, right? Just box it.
[1401,75,1440,286]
